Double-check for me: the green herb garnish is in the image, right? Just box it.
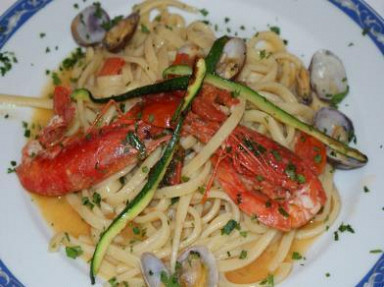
[221,219,239,235]
[292,251,303,260]
[269,26,280,35]
[0,51,18,76]
[199,8,209,16]
[239,250,248,259]
[65,246,83,259]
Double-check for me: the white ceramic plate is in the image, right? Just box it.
[0,1,383,286]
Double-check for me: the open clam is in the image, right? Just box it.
[309,50,348,102]
[314,107,364,169]
[140,246,218,287]
[103,12,140,53]
[71,5,110,47]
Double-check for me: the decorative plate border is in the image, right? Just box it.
[0,260,24,287]
[328,0,384,54]
[0,0,383,286]
[0,0,53,49]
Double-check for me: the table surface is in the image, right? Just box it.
[0,0,383,18]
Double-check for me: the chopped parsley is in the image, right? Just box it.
[142,166,149,173]
[285,162,297,180]
[24,129,31,138]
[181,175,190,182]
[369,249,383,254]
[101,15,124,31]
[73,3,79,9]
[22,121,31,138]
[171,197,179,205]
[269,26,280,35]
[131,224,146,238]
[363,185,369,193]
[65,246,83,259]
[271,150,281,161]
[141,24,150,34]
[199,8,209,16]
[231,89,240,98]
[338,223,355,233]
[256,175,264,182]
[260,274,274,286]
[334,231,339,241]
[278,206,289,218]
[239,250,248,259]
[108,277,128,287]
[221,219,239,235]
[61,47,85,70]
[51,72,61,85]
[0,51,18,76]
[292,251,303,260]
[7,160,17,174]
[297,174,306,184]
[328,86,349,108]
[160,271,180,287]
[92,2,103,19]
[82,196,94,209]
[259,49,271,59]
[314,154,322,163]
[198,186,205,194]
[108,277,118,287]
[325,272,331,277]
[148,114,155,123]
[39,32,46,38]
[334,223,355,241]
[224,17,230,23]
[92,192,101,207]
[132,226,140,235]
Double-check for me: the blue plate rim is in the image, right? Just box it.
[0,0,383,286]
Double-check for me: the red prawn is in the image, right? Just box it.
[16,87,170,196]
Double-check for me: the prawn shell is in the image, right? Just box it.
[215,126,326,231]
[17,128,168,196]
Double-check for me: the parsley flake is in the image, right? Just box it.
[260,274,274,286]
[199,8,209,16]
[65,246,83,259]
[239,250,248,259]
[269,26,280,35]
[221,219,239,235]
[292,251,303,260]
[141,24,150,34]
[0,51,18,76]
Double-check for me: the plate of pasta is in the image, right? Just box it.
[0,0,383,286]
